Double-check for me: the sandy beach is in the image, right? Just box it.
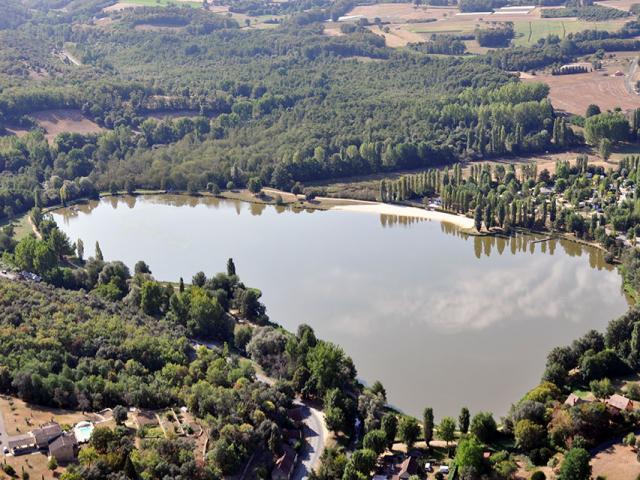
[331,203,475,229]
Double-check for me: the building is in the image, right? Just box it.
[606,394,634,412]
[564,393,585,407]
[8,435,36,455]
[392,456,418,480]
[48,433,77,464]
[272,444,297,480]
[32,422,63,449]
[8,422,62,455]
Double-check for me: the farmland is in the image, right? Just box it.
[522,52,640,114]
[340,2,628,49]
[512,18,627,45]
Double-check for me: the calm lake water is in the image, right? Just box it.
[52,195,630,419]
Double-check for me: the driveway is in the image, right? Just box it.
[291,401,328,480]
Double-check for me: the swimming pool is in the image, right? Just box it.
[73,421,94,443]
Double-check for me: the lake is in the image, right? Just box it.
[52,195,630,419]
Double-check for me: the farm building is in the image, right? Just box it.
[606,394,633,412]
[49,433,78,463]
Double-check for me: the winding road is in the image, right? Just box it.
[291,401,328,480]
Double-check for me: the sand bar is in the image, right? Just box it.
[331,203,475,229]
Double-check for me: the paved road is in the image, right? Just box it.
[0,408,6,449]
[291,401,327,480]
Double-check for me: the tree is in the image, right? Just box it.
[599,138,612,161]
[474,204,483,232]
[585,104,601,118]
[584,112,629,145]
[514,419,545,452]
[134,260,151,275]
[558,448,591,480]
[237,288,266,323]
[381,413,398,448]
[423,407,434,446]
[140,281,165,316]
[350,449,376,475]
[439,417,456,446]
[398,417,420,450]
[112,405,127,425]
[95,241,103,261]
[470,412,497,444]
[459,407,470,434]
[192,271,206,287]
[363,429,387,455]
[47,457,58,471]
[247,177,262,194]
[227,258,236,276]
[454,436,484,473]
[589,378,614,399]
[76,238,84,262]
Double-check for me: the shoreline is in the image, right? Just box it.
[330,202,476,229]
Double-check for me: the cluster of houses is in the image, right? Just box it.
[6,421,89,464]
[565,392,634,413]
[372,453,455,480]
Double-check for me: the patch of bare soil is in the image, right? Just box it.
[523,52,640,115]
[591,442,640,479]
[31,109,104,141]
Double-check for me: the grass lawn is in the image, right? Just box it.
[9,213,33,240]
[513,19,625,45]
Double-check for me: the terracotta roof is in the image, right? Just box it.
[393,456,418,480]
[606,394,633,411]
[564,393,583,407]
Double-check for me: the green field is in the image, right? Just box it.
[512,19,626,46]
[123,0,202,8]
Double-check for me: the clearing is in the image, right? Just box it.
[0,396,98,437]
[523,52,640,114]
[29,109,104,142]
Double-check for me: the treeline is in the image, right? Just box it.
[117,5,240,32]
[475,23,514,47]
[459,0,507,12]
[409,35,468,55]
[551,64,589,75]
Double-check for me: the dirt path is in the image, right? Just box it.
[625,57,638,95]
